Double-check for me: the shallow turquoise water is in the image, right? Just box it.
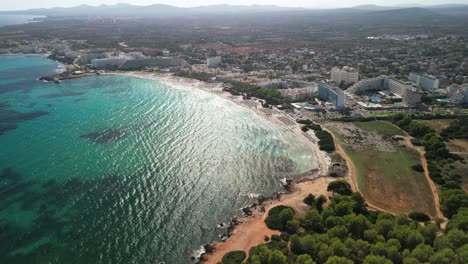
[0,56,316,263]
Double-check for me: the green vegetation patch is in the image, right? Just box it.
[221,250,246,264]
[419,119,453,134]
[392,113,468,219]
[241,190,468,264]
[265,205,295,231]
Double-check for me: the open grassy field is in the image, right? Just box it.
[326,121,437,217]
[355,121,404,138]
[446,139,468,153]
[419,119,453,134]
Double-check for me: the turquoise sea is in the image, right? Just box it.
[0,56,316,263]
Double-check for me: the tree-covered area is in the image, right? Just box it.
[223,81,287,105]
[299,120,335,153]
[222,181,468,264]
[441,116,468,140]
[391,113,467,218]
[175,70,215,82]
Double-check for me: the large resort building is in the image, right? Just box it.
[331,66,359,85]
[349,75,422,105]
[409,73,440,90]
[317,83,345,109]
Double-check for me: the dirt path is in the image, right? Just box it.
[203,177,335,264]
[386,123,444,219]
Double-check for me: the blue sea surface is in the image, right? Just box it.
[0,15,44,27]
[0,56,317,263]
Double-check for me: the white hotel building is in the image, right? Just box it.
[409,73,440,90]
[331,66,359,85]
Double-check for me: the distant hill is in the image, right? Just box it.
[0,4,303,17]
[351,5,398,11]
[355,7,444,24]
[0,3,466,22]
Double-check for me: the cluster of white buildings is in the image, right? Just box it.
[349,75,422,105]
[278,87,315,101]
[447,84,468,105]
[409,73,440,90]
[77,52,189,71]
[330,66,359,85]
[87,52,146,69]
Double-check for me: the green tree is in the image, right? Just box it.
[457,244,468,264]
[375,219,394,238]
[222,250,247,264]
[447,207,468,232]
[348,214,371,238]
[440,189,468,218]
[410,244,433,263]
[290,235,303,254]
[286,219,301,234]
[363,254,393,264]
[429,248,456,264]
[402,257,422,264]
[304,194,316,206]
[268,250,287,264]
[300,209,323,232]
[327,180,352,195]
[386,246,401,264]
[296,254,316,264]
[316,195,327,212]
[406,230,424,250]
[265,206,295,231]
[446,229,468,249]
[324,256,353,264]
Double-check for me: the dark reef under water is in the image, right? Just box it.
[0,109,48,135]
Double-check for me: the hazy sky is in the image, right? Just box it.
[1,0,467,11]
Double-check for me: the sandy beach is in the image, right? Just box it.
[106,71,333,263]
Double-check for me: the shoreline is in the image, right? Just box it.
[201,176,336,264]
[105,71,333,263]
[0,53,51,57]
[107,71,331,177]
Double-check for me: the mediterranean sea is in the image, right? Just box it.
[0,56,316,263]
[0,15,44,27]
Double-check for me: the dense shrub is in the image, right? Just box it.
[221,250,246,264]
[441,116,468,139]
[392,113,467,218]
[316,130,336,152]
[411,164,424,172]
[304,194,316,205]
[265,206,295,231]
[327,180,352,195]
[408,212,431,222]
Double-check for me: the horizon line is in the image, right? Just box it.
[1,2,467,12]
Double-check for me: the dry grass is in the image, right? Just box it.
[446,139,468,153]
[419,119,453,134]
[326,121,437,217]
